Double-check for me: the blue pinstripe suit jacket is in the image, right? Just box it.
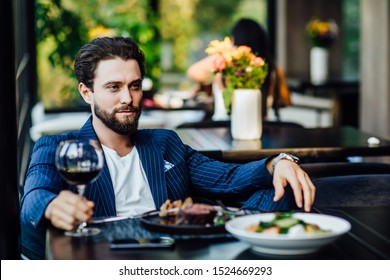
[20,117,295,259]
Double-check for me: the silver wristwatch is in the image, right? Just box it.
[272,153,300,172]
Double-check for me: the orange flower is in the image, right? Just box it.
[213,54,226,72]
[250,55,265,67]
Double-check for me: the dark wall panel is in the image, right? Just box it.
[0,0,20,259]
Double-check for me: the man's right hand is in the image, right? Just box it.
[44,190,94,231]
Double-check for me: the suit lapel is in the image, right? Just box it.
[135,130,167,208]
[78,117,116,216]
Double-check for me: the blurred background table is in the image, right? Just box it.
[287,77,359,127]
[175,125,390,162]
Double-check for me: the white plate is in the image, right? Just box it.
[225,212,351,255]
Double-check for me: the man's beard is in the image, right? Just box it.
[94,103,141,136]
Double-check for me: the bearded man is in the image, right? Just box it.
[20,37,315,259]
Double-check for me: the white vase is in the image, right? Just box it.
[310,47,329,85]
[231,89,262,140]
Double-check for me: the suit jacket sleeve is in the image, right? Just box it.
[185,143,274,197]
[20,135,72,228]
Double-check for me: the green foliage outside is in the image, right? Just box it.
[36,0,160,109]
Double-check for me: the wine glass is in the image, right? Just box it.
[55,139,104,237]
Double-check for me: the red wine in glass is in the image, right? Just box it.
[58,169,101,186]
[55,139,104,236]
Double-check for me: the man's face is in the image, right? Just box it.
[90,58,143,135]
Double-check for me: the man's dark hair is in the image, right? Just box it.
[74,37,146,90]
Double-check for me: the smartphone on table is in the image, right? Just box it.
[110,237,175,250]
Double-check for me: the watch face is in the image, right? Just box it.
[280,153,290,160]
[284,154,293,160]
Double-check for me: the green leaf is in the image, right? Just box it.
[222,87,233,113]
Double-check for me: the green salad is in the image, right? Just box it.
[246,212,332,236]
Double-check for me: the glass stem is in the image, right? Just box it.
[77,184,86,197]
[76,184,87,233]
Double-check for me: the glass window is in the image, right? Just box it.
[35,0,268,110]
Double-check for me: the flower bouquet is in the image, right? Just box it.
[205,37,268,112]
[306,18,338,48]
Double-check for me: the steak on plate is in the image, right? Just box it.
[175,203,217,225]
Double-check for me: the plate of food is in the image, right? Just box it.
[140,198,236,235]
[225,212,351,255]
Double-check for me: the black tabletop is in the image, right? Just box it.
[47,206,390,260]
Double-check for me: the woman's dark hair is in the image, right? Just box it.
[74,37,145,90]
[231,18,275,71]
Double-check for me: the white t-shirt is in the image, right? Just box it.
[102,145,156,217]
